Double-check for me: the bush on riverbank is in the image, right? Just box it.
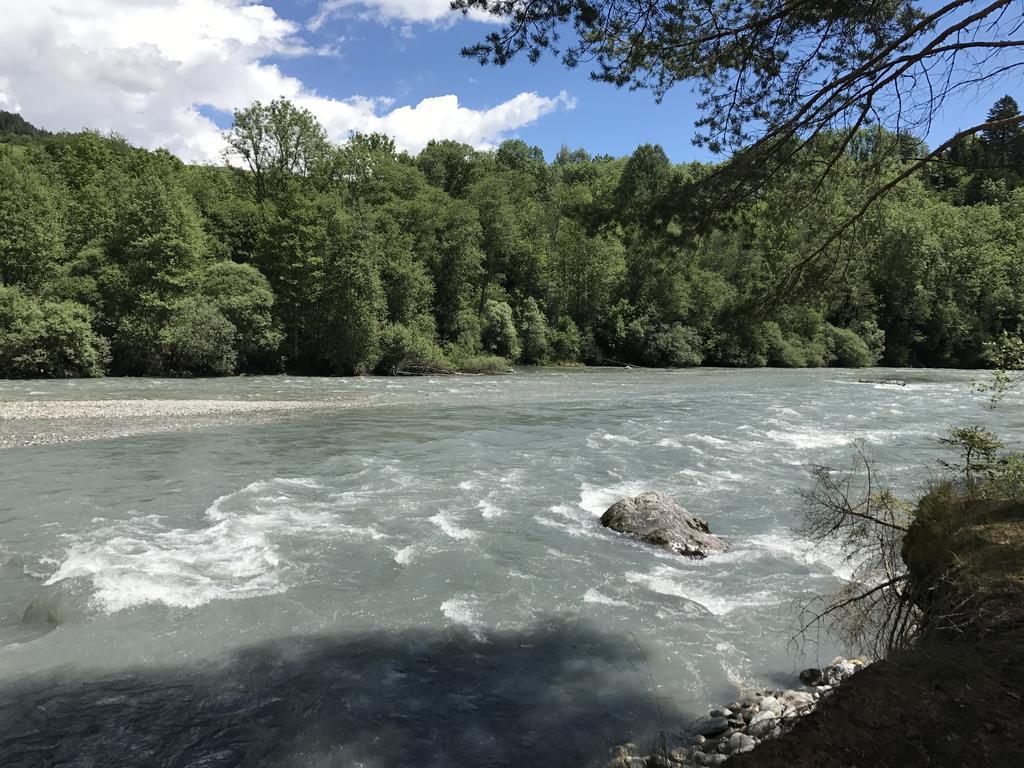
[795,427,1024,658]
[0,285,109,377]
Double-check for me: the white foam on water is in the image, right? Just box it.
[583,588,629,607]
[578,481,648,516]
[624,566,780,616]
[393,545,416,566]
[440,596,486,639]
[764,428,853,450]
[46,477,345,612]
[684,433,730,446]
[334,523,387,541]
[277,477,324,490]
[440,597,477,623]
[723,531,862,580]
[498,469,525,490]
[429,511,478,540]
[764,426,901,451]
[477,499,506,519]
[657,438,683,449]
[677,467,747,491]
[533,503,598,538]
[587,431,640,449]
[458,480,475,491]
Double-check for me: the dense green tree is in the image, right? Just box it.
[417,140,479,198]
[224,99,331,203]
[160,297,238,376]
[0,286,108,377]
[315,210,387,374]
[0,110,48,137]
[0,151,64,288]
[518,297,550,363]
[481,300,521,359]
[2,100,1022,379]
[199,261,283,370]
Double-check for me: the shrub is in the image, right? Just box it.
[761,322,805,367]
[377,322,452,374]
[0,286,109,377]
[446,350,510,373]
[549,316,582,362]
[481,300,521,360]
[159,297,237,375]
[451,308,483,353]
[826,324,876,367]
[518,297,550,364]
[200,261,283,369]
[643,323,703,367]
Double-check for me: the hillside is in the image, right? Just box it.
[2,99,1024,379]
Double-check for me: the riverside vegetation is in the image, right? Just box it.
[1,95,1024,379]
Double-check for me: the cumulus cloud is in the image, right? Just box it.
[0,0,571,162]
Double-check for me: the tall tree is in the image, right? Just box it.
[224,99,331,203]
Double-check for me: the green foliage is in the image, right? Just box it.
[2,97,1024,379]
[377,322,452,374]
[549,316,582,362]
[159,297,237,376]
[644,324,703,367]
[0,286,108,377]
[446,349,510,374]
[481,300,521,360]
[518,297,549,363]
[0,110,47,137]
[450,308,484,354]
[199,261,283,370]
[826,324,876,368]
[224,99,331,203]
[974,331,1024,406]
[939,427,1005,489]
[0,151,64,288]
[417,140,478,197]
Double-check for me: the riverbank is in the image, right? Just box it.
[0,397,363,447]
[606,657,869,768]
[728,635,1023,767]
[612,477,1024,767]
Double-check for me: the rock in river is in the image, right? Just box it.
[600,491,728,558]
[694,717,731,737]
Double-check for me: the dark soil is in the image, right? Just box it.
[730,488,1024,768]
[728,637,1023,767]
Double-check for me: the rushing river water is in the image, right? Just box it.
[1,368,1021,767]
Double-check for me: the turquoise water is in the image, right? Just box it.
[1,368,1019,766]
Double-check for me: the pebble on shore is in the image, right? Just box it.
[604,656,869,768]
[0,397,360,447]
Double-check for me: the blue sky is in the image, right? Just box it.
[0,0,1017,164]
[263,0,715,162]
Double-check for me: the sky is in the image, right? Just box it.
[0,0,1015,164]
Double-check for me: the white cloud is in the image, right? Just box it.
[309,0,489,27]
[0,0,571,162]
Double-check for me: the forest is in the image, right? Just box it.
[1,95,1023,378]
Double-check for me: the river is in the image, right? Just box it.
[1,368,1020,767]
